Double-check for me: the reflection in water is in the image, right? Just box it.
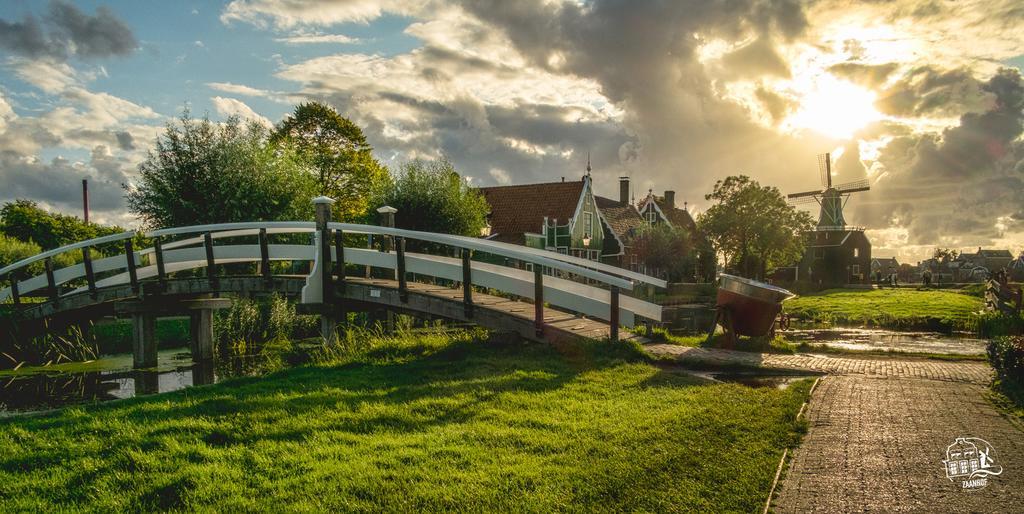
[785,327,988,356]
[0,343,306,415]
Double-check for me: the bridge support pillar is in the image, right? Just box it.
[132,313,157,369]
[190,309,215,361]
[321,313,338,344]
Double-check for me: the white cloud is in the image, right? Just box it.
[211,96,272,126]
[11,59,80,94]
[220,0,422,28]
[489,167,511,185]
[206,81,294,104]
[275,33,359,45]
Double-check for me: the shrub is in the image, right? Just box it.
[976,311,1024,338]
[988,336,1024,384]
[214,294,316,348]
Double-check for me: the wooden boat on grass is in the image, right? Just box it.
[710,274,795,342]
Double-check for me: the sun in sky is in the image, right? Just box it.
[782,74,884,140]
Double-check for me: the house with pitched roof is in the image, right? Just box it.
[637,189,699,233]
[479,171,709,280]
[479,174,606,261]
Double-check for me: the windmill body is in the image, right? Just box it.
[783,153,873,287]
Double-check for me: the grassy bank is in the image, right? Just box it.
[785,288,983,332]
[0,331,809,512]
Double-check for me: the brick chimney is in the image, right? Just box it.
[664,190,675,209]
[619,176,629,204]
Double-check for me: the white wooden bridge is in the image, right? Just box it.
[0,199,665,368]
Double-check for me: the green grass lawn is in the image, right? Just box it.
[785,288,984,332]
[0,331,809,512]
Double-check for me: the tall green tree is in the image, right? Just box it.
[373,158,488,237]
[271,102,389,221]
[631,224,695,282]
[0,200,124,251]
[698,175,814,280]
[126,113,316,228]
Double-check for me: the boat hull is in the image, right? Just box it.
[716,274,795,337]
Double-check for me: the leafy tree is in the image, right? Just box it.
[372,158,488,237]
[631,224,694,282]
[698,175,814,280]
[272,102,389,221]
[0,200,124,251]
[126,113,316,228]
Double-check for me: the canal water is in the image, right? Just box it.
[0,345,310,416]
[784,327,988,356]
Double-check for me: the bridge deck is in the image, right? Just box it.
[340,276,643,344]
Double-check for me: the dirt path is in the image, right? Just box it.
[643,344,1024,512]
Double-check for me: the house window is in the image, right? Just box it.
[852,264,860,275]
[853,248,859,258]
[583,211,593,239]
[646,210,657,223]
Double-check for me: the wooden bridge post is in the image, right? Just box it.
[534,264,544,337]
[259,228,272,283]
[82,247,97,298]
[396,236,408,302]
[314,196,338,344]
[44,257,58,301]
[154,237,167,287]
[609,285,619,342]
[124,239,139,293]
[189,309,215,361]
[334,228,346,292]
[204,232,218,288]
[7,273,20,307]
[462,249,473,318]
[131,313,157,368]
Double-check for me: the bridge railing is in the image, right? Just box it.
[1,221,664,331]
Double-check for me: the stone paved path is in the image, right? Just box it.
[643,344,1024,512]
[644,344,992,384]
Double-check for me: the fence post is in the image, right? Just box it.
[462,248,473,318]
[316,199,333,303]
[534,264,544,338]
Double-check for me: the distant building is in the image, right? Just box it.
[960,248,1014,272]
[799,229,872,286]
[870,257,899,277]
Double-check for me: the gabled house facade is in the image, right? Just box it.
[479,175,605,261]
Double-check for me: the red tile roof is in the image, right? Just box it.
[595,196,646,241]
[479,180,585,244]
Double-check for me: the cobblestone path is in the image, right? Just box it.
[643,344,1024,512]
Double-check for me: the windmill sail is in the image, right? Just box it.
[788,152,870,229]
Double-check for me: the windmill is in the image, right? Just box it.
[788,152,870,229]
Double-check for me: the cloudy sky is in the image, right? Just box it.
[1,0,1023,262]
